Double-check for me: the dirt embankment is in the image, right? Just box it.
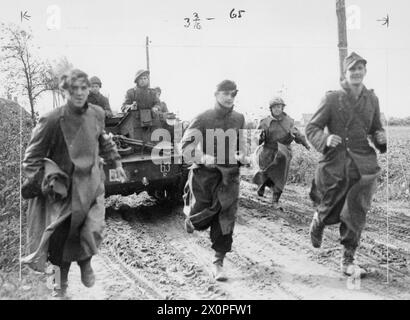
[0,99,32,272]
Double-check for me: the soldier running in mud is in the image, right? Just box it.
[21,69,126,296]
[181,80,248,281]
[253,97,310,210]
[87,76,113,117]
[306,52,387,277]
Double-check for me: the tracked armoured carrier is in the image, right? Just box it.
[103,109,188,203]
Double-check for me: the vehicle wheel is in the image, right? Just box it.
[166,175,187,206]
[148,189,168,203]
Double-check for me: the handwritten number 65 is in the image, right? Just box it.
[230,9,245,19]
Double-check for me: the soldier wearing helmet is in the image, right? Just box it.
[121,70,160,113]
[87,76,113,117]
[252,96,310,209]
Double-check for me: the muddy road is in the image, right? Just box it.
[8,176,406,301]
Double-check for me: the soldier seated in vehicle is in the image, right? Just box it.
[121,70,160,114]
[87,76,113,117]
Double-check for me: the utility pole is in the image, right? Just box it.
[146,36,150,73]
[336,0,348,80]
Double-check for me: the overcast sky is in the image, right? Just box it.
[1,0,410,121]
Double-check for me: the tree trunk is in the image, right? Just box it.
[28,88,36,124]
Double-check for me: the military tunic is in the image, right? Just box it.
[121,87,160,112]
[182,103,245,252]
[306,81,386,248]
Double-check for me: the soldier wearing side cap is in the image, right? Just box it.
[252,97,310,210]
[87,76,113,117]
[181,80,248,281]
[306,52,387,277]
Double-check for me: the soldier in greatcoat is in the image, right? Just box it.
[22,69,126,295]
[306,52,387,276]
[253,97,310,209]
[181,80,248,281]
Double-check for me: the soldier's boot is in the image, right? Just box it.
[60,261,71,291]
[212,252,228,282]
[51,262,71,297]
[340,246,367,277]
[257,183,266,197]
[309,211,325,248]
[184,218,195,234]
[78,257,95,288]
[272,191,283,211]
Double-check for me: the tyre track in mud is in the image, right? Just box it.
[104,197,393,299]
[158,211,301,299]
[239,180,410,298]
[98,181,409,300]
[241,181,410,266]
[104,209,231,300]
[99,247,164,299]
[105,204,307,299]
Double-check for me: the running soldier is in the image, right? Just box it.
[181,80,248,281]
[22,69,126,296]
[253,97,310,210]
[306,52,387,276]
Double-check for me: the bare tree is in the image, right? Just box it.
[49,56,74,108]
[0,23,55,123]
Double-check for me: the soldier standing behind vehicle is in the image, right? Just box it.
[153,87,169,113]
[306,52,387,277]
[252,97,310,210]
[21,69,126,296]
[87,76,113,117]
[181,80,248,281]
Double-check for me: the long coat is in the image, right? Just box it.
[253,113,308,191]
[181,103,245,235]
[22,102,120,271]
[306,82,386,244]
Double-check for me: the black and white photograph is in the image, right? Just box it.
[0,0,409,304]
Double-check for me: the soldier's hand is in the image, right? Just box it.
[116,166,127,183]
[131,102,138,111]
[235,153,251,166]
[326,134,342,147]
[201,154,216,167]
[375,130,387,145]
